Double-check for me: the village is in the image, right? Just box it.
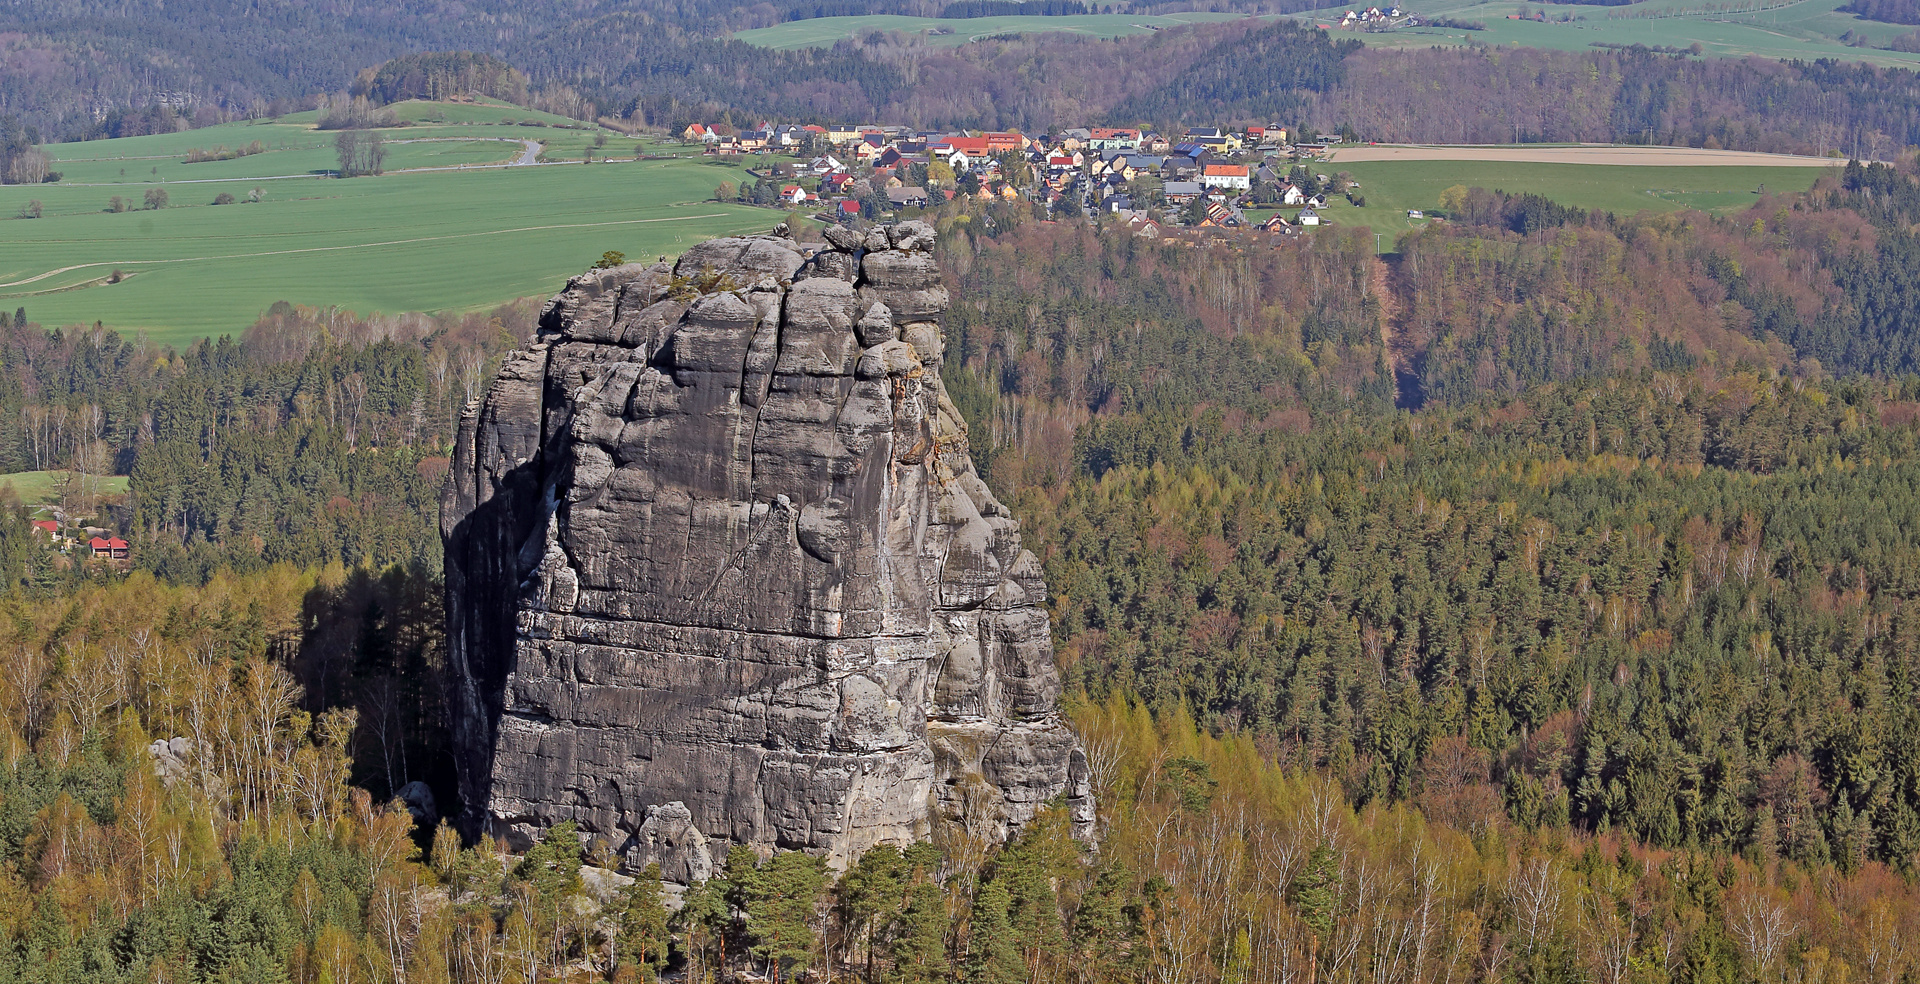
[678,119,1378,238]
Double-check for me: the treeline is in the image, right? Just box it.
[940,0,1090,15]
[1435,186,1591,234]
[855,24,1920,148]
[1318,47,1908,155]
[1841,0,1920,22]
[350,51,530,107]
[0,116,50,185]
[1105,21,1362,128]
[182,140,264,163]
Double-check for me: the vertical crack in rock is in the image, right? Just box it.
[444,221,1094,876]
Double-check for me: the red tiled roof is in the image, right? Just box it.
[1203,164,1249,176]
[933,137,990,155]
[31,520,56,532]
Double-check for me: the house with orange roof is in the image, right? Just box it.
[1201,163,1251,192]
[981,131,1027,153]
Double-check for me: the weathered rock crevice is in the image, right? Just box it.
[443,222,1092,875]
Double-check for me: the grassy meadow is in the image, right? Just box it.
[1271,159,1827,240]
[734,11,1254,48]
[0,111,782,345]
[0,471,129,506]
[736,0,1920,68]
[1296,0,1920,68]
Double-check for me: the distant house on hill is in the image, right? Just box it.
[1298,207,1321,226]
[887,186,930,207]
[88,536,128,561]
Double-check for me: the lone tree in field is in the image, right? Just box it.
[143,188,168,209]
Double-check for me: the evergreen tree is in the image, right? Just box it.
[734,850,827,984]
[837,845,905,980]
[964,880,1023,984]
[887,882,950,984]
[677,875,734,984]
[614,863,670,983]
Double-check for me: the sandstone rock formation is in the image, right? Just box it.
[443,221,1092,874]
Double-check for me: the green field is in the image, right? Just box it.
[1295,0,1920,69]
[734,11,1255,48]
[1278,159,1827,239]
[0,113,781,344]
[0,471,129,506]
[739,0,1920,67]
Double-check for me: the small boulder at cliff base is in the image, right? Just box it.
[442,221,1093,876]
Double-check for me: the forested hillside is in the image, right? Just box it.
[927,158,1920,874]
[13,3,1920,153]
[0,299,535,582]
[10,151,1920,982]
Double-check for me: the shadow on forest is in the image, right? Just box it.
[290,563,461,831]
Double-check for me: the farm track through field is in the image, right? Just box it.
[0,211,732,290]
[53,139,547,186]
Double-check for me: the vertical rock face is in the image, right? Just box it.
[443,222,1092,873]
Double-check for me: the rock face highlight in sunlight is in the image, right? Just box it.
[442,221,1092,874]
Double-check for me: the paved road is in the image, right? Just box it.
[1324,145,1854,167]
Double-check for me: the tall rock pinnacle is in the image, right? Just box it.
[442,222,1092,873]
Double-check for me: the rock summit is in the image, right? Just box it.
[443,222,1092,875]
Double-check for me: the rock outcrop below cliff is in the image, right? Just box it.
[443,222,1092,873]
